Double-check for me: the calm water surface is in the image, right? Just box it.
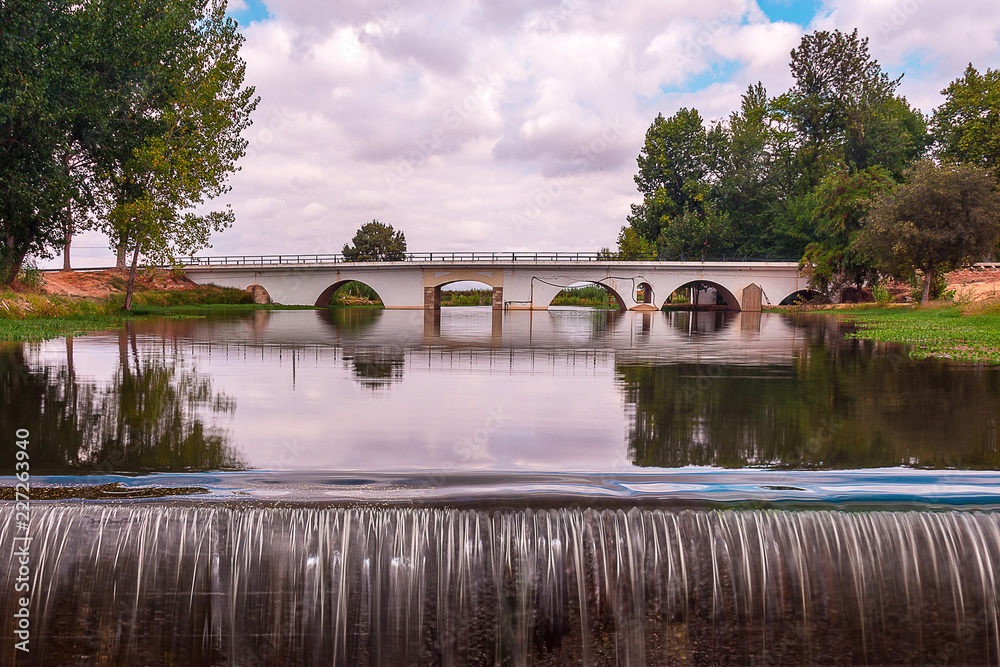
[6,307,1000,666]
[4,307,1000,503]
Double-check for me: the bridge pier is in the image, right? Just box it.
[423,287,440,310]
[423,285,504,311]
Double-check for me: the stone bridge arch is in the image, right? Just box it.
[422,269,504,310]
[537,280,630,310]
[666,280,741,310]
[530,278,630,311]
[313,279,385,307]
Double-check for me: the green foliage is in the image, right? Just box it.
[330,281,383,306]
[103,0,258,309]
[628,108,726,244]
[0,0,79,282]
[20,267,43,292]
[550,285,614,308]
[0,0,258,290]
[439,289,492,306]
[787,29,914,180]
[656,206,734,259]
[342,220,408,262]
[113,287,254,308]
[871,283,892,305]
[847,305,1000,363]
[934,65,1000,181]
[611,226,656,260]
[857,161,1000,304]
[800,165,896,295]
[619,29,932,263]
[906,272,949,302]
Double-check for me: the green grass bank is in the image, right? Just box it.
[841,300,1000,362]
[0,285,259,341]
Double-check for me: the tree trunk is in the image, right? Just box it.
[63,214,73,272]
[2,247,26,286]
[62,151,73,272]
[922,268,933,305]
[123,244,141,311]
[116,243,127,270]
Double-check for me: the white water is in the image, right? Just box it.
[3,505,1000,665]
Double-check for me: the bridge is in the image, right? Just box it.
[180,252,807,311]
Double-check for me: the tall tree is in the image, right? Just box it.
[934,64,1000,180]
[342,220,408,262]
[787,29,903,183]
[627,108,725,246]
[856,161,1000,304]
[102,0,258,310]
[717,84,801,255]
[800,165,896,297]
[0,0,77,283]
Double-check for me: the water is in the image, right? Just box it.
[3,308,1000,664]
[4,506,999,666]
[6,308,1000,473]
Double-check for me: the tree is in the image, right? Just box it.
[787,29,910,184]
[717,84,801,255]
[857,161,1000,304]
[0,0,78,283]
[104,0,258,310]
[627,108,726,245]
[604,226,655,260]
[1,0,256,291]
[342,220,408,261]
[934,64,1000,181]
[800,165,896,297]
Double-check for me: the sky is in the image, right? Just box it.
[56,0,1000,268]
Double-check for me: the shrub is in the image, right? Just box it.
[871,283,892,305]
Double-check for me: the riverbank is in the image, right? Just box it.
[0,269,257,340]
[839,300,1000,363]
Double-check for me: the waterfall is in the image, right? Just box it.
[3,505,999,666]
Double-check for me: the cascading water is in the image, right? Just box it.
[3,504,999,666]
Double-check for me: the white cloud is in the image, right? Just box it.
[44,0,1000,268]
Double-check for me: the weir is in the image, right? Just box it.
[3,504,999,666]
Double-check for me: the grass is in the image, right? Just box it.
[0,316,132,341]
[329,281,383,307]
[550,285,617,309]
[0,284,283,341]
[107,286,255,308]
[440,289,493,306]
[844,299,1000,362]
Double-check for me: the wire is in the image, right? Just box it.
[524,275,652,308]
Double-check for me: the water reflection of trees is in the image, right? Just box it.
[622,320,1000,469]
[342,349,405,391]
[0,329,244,473]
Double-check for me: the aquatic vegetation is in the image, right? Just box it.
[846,304,1000,362]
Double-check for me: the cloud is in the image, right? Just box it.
[43,0,1000,268]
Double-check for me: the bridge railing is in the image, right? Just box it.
[176,252,801,266]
